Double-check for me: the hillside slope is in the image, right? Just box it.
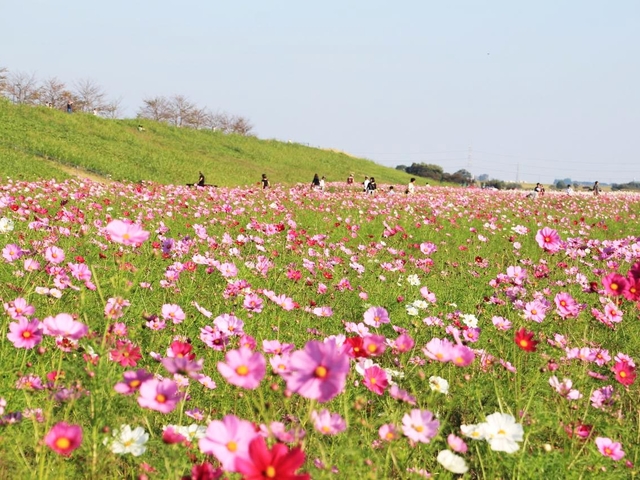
[0,100,415,187]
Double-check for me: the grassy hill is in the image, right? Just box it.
[0,99,416,187]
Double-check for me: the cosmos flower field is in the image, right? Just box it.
[0,179,638,479]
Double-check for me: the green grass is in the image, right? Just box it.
[0,99,417,187]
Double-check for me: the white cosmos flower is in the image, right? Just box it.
[437,450,469,474]
[406,274,421,286]
[461,314,479,328]
[480,412,524,453]
[460,423,485,440]
[412,299,429,310]
[104,425,149,456]
[165,424,207,441]
[429,376,449,395]
[0,218,14,234]
[405,305,419,316]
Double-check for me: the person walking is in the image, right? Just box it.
[261,174,270,189]
[319,176,326,191]
[311,173,321,190]
[366,177,377,195]
[363,176,370,192]
[66,100,73,113]
[593,181,601,195]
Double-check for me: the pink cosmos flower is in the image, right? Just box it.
[114,370,154,395]
[312,306,333,317]
[269,354,292,375]
[105,219,150,246]
[447,433,468,453]
[450,345,475,367]
[492,316,512,331]
[379,424,400,441]
[402,409,439,443]
[363,365,389,395]
[595,437,625,461]
[311,409,347,435]
[535,227,562,252]
[419,242,437,255]
[243,294,264,313]
[217,347,266,390]
[549,376,582,400]
[4,297,35,320]
[284,339,350,403]
[523,300,547,323]
[137,378,180,413]
[262,340,295,355]
[161,304,185,324]
[393,333,415,353]
[44,422,82,456]
[45,246,65,264]
[162,356,204,378]
[423,338,454,362]
[389,384,417,405]
[42,313,88,340]
[613,361,636,386]
[214,313,245,336]
[362,334,387,357]
[419,287,437,303]
[363,306,390,328]
[554,292,580,319]
[2,244,23,263]
[7,318,43,349]
[198,414,259,472]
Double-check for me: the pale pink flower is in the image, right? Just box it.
[4,297,35,320]
[311,409,347,435]
[198,414,259,472]
[363,306,390,328]
[161,304,185,324]
[137,378,180,413]
[45,246,65,264]
[105,219,150,246]
[217,347,266,390]
[42,313,88,340]
[595,437,625,461]
[402,409,439,443]
[7,318,43,349]
[422,338,454,362]
[379,424,400,441]
[363,365,389,395]
[447,433,468,453]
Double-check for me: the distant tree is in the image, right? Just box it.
[167,95,196,127]
[137,96,172,122]
[183,106,209,129]
[0,66,8,96]
[73,78,108,113]
[5,71,40,104]
[102,96,124,119]
[405,163,444,181]
[229,115,254,136]
[555,180,567,190]
[485,179,505,190]
[395,165,408,171]
[39,77,71,110]
[478,173,489,182]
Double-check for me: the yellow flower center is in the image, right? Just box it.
[156,394,166,403]
[55,437,71,450]
[265,466,276,478]
[236,365,249,376]
[22,331,32,339]
[226,441,237,452]
[129,380,140,388]
[620,371,627,378]
[414,425,424,432]
[367,344,377,353]
[315,366,327,378]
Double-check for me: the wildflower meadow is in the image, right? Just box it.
[0,179,638,479]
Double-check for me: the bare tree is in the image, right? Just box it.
[5,71,40,104]
[168,94,196,127]
[184,106,210,129]
[39,77,71,109]
[229,115,254,136]
[208,111,232,132]
[0,66,8,97]
[73,78,107,113]
[137,95,172,122]
[102,96,124,119]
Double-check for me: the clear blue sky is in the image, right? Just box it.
[2,0,639,185]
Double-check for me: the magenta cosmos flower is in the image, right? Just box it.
[285,339,350,403]
[554,292,580,318]
[363,365,389,395]
[7,318,43,349]
[114,369,154,395]
[198,414,259,472]
[535,227,562,252]
[105,219,150,246]
[137,378,181,413]
[402,409,440,443]
[363,306,390,328]
[44,422,82,456]
[42,313,88,340]
[601,273,628,297]
[595,437,625,460]
[217,347,266,390]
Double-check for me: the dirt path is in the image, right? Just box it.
[41,157,113,184]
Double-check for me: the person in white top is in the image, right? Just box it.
[406,178,416,194]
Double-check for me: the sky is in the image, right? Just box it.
[2,0,639,185]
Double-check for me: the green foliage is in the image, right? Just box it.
[0,101,417,187]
